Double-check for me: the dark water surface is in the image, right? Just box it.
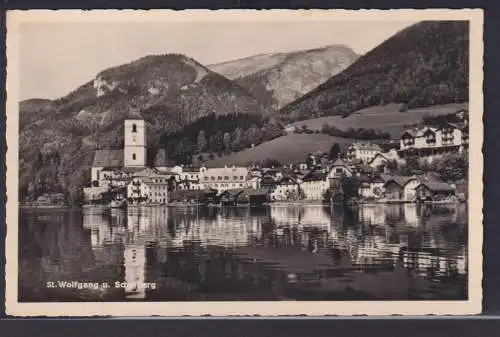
[19,204,468,302]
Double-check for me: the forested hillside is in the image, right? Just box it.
[281,21,469,121]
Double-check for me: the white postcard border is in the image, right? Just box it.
[5,9,484,316]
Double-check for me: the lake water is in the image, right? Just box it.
[19,203,468,302]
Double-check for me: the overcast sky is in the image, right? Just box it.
[19,20,416,100]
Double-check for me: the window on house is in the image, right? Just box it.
[132,153,136,160]
[132,124,137,133]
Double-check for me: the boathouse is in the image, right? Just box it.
[415,182,456,201]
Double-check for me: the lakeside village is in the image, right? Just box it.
[62,109,470,210]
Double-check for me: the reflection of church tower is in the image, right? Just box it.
[124,119,146,168]
[124,243,146,299]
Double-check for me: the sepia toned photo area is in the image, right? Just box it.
[17,19,469,303]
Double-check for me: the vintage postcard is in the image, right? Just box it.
[5,9,483,316]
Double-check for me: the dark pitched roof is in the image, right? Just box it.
[370,175,386,183]
[332,158,348,167]
[367,153,389,165]
[379,140,400,151]
[361,165,374,173]
[278,176,299,185]
[380,174,417,187]
[401,129,418,138]
[92,150,123,167]
[351,142,382,151]
[244,188,271,196]
[417,182,455,192]
[302,170,326,182]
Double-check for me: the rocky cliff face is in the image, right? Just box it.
[209,45,358,109]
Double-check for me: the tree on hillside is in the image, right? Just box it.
[282,22,469,121]
[400,156,421,175]
[387,159,398,172]
[305,155,315,169]
[223,132,231,151]
[215,131,223,151]
[340,175,360,200]
[322,188,333,203]
[261,158,281,168]
[328,143,341,160]
[432,152,468,182]
[197,130,207,153]
[232,127,243,151]
[245,124,258,146]
[208,135,218,153]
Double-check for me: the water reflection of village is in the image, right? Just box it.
[80,203,467,300]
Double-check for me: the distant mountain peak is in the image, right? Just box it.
[208,44,358,109]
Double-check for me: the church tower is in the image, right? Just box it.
[124,119,147,168]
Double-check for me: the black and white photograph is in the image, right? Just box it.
[5,9,483,316]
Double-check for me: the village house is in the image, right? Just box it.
[270,176,301,201]
[455,109,469,122]
[34,192,66,206]
[367,153,391,173]
[247,175,261,190]
[168,188,218,204]
[218,188,270,206]
[262,168,283,180]
[127,175,169,205]
[198,165,249,192]
[175,166,202,190]
[249,167,263,178]
[358,175,386,199]
[346,142,382,163]
[83,185,109,203]
[300,170,328,201]
[380,175,422,202]
[327,158,353,179]
[415,181,456,201]
[260,174,278,189]
[399,123,468,157]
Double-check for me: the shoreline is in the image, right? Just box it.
[20,199,464,211]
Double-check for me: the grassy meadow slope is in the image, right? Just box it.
[204,134,356,166]
[288,103,468,138]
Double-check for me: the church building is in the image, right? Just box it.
[90,119,148,186]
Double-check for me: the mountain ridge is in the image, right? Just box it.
[18,53,273,202]
[208,44,358,109]
[280,21,469,121]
